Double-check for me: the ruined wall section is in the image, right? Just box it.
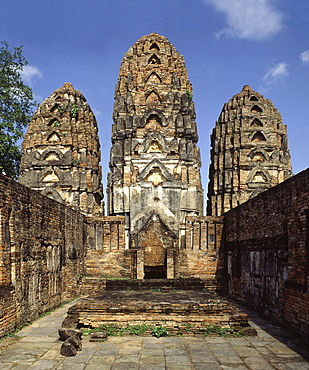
[176,216,225,289]
[19,83,103,216]
[108,33,203,242]
[207,85,291,216]
[224,168,309,340]
[84,216,131,278]
[0,174,85,337]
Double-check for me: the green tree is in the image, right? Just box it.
[0,41,37,179]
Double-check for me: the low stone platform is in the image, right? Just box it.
[62,289,250,335]
[81,277,205,296]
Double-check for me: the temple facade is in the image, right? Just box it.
[107,33,204,276]
[17,34,292,281]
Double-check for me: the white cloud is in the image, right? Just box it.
[263,62,289,83]
[300,50,309,64]
[92,108,102,117]
[204,0,283,41]
[20,65,42,85]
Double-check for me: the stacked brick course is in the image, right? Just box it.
[108,33,203,239]
[207,85,292,216]
[19,83,103,216]
[224,168,309,340]
[0,174,85,337]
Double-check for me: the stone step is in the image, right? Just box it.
[62,290,250,335]
[81,277,205,296]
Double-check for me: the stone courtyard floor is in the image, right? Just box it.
[0,299,308,370]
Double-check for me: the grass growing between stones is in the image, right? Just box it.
[81,323,247,338]
[82,323,152,337]
[203,324,245,337]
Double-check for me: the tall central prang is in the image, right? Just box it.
[107,33,203,269]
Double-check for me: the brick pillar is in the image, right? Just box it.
[0,211,11,286]
[136,249,144,279]
[166,248,175,279]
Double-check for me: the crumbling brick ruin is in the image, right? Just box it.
[19,82,103,216]
[108,33,204,278]
[0,33,309,341]
[207,85,292,216]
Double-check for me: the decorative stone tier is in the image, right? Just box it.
[65,278,249,334]
[108,32,204,250]
[62,290,249,335]
[207,85,292,216]
[81,278,204,296]
[19,82,103,216]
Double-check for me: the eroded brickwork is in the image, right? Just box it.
[84,216,131,278]
[108,33,203,244]
[207,85,292,216]
[224,168,309,340]
[19,83,103,216]
[0,174,85,337]
[176,216,225,288]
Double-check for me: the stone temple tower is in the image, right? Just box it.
[107,33,203,266]
[207,85,292,216]
[19,82,103,216]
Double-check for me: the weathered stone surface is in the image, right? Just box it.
[107,33,203,247]
[0,174,85,338]
[224,168,309,341]
[63,290,249,333]
[89,331,108,342]
[19,82,103,216]
[58,327,82,341]
[106,32,204,278]
[207,85,292,216]
[60,338,78,356]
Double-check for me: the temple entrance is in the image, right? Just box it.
[144,264,166,279]
[136,215,175,279]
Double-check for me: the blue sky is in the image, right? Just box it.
[1,0,309,193]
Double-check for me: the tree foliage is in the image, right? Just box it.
[0,41,36,179]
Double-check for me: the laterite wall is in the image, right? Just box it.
[0,174,85,337]
[224,168,309,340]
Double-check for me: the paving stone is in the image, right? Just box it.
[56,363,86,370]
[193,365,221,370]
[114,354,140,363]
[165,366,194,370]
[234,345,263,357]
[0,364,14,370]
[164,348,189,355]
[140,349,164,356]
[285,364,309,370]
[27,359,59,369]
[140,356,165,364]
[216,355,243,364]
[84,365,112,370]
[244,357,277,370]
[140,365,165,370]
[189,355,217,363]
[89,355,116,364]
[165,355,191,364]
[110,363,139,370]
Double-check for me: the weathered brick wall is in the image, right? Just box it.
[176,216,225,288]
[224,168,309,339]
[0,174,85,337]
[84,216,131,277]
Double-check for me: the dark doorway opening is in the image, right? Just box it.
[144,265,167,279]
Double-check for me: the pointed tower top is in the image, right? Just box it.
[242,85,253,91]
